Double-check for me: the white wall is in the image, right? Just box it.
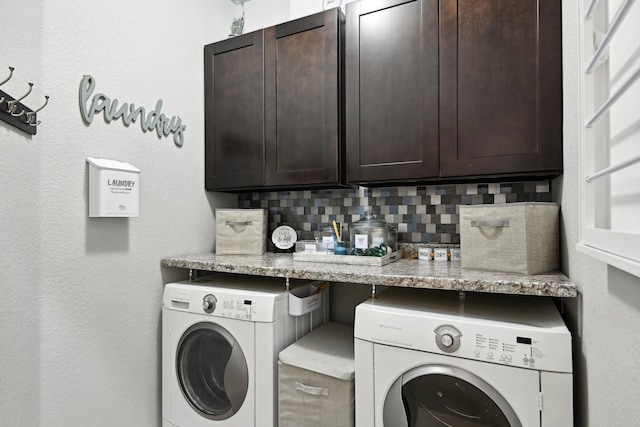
[0,0,296,425]
[243,0,291,32]
[290,0,359,19]
[1,6,45,427]
[559,1,640,425]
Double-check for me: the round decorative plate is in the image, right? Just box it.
[272,225,297,250]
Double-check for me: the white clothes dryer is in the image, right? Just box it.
[162,273,324,427]
[354,288,573,427]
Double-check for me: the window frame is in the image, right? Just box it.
[578,0,640,278]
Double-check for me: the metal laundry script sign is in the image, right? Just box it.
[79,75,186,146]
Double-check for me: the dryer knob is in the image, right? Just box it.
[434,325,462,353]
[203,294,217,313]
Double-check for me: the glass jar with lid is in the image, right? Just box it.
[350,211,397,255]
[318,224,337,252]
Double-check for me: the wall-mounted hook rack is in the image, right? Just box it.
[0,66,49,135]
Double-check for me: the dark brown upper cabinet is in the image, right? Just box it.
[265,9,345,188]
[206,1,563,191]
[345,0,439,185]
[345,0,563,185]
[439,0,563,178]
[204,31,265,191]
[204,9,345,191]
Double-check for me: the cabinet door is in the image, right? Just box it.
[440,0,563,178]
[204,31,264,191]
[346,0,439,184]
[264,9,344,187]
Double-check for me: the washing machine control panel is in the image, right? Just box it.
[219,297,257,320]
[200,293,258,320]
[164,282,283,323]
[201,292,277,321]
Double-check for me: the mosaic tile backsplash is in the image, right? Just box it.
[238,181,553,249]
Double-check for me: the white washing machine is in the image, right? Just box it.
[354,287,573,427]
[162,273,325,427]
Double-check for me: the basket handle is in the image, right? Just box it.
[225,220,252,233]
[470,220,510,228]
[295,381,329,397]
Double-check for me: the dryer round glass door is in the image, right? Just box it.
[383,365,522,427]
[176,322,249,420]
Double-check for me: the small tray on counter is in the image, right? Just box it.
[292,250,402,266]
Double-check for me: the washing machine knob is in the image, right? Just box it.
[440,334,454,348]
[203,294,217,313]
[434,325,462,353]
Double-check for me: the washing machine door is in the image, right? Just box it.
[176,322,249,420]
[383,365,522,427]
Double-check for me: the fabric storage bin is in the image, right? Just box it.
[215,209,267,255]
[278,322,354,427]
[459,202,559,274]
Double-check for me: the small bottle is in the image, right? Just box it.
[334,241,348,255]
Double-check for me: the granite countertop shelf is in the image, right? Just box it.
[161,252,577,298]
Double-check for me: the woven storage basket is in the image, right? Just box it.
[215,209,267,255]
[459,203,559,274]
[278,322,354,427]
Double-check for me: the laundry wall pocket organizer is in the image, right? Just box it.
[0,66,49,135]
[87,157,141,217]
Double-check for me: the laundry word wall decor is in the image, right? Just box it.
[79,75,186,146]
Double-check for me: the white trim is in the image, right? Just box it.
[579,0,640,279]
[585,62,640,127]
[585,0,636,74]
[582,227,640,259]
[585,0,602,19]
[576,243,640,277]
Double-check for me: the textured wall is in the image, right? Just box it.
[0,1,288,425]
[0,5,44,426]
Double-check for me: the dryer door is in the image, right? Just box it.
[176,322,249,420]
[383,365,522,427]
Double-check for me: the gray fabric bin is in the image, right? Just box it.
[215,208,267,255]
[459,202,559,274]
[278,322,354,427]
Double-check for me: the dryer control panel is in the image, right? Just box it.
[164,282,282,323]
[459,326,568,372]
[355,289,573,373]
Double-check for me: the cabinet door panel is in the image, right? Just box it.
[440,0,563,177]
[204,31,264,191]
[346,0,439,184]
[264,10,343,187]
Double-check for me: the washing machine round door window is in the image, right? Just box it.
[383,365,522,427]
[176,322,249,420]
